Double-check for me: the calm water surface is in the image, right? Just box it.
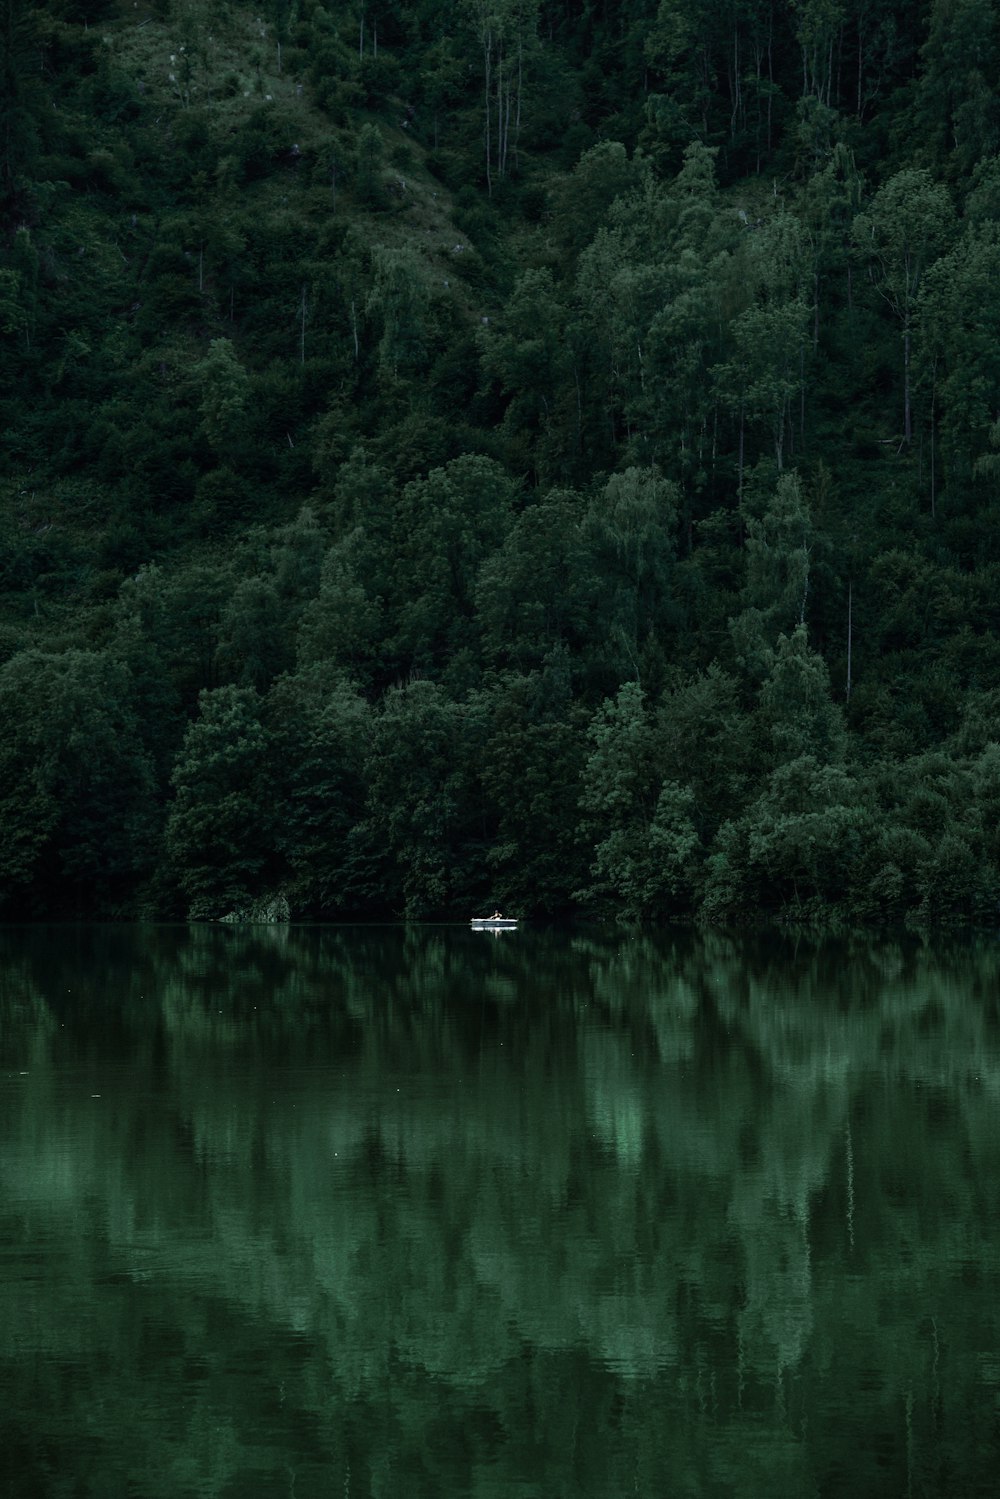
[2,924,1000,1497]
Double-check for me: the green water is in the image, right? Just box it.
[2,925,1000,1498]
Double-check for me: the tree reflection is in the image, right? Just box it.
[2,925,1000,1496]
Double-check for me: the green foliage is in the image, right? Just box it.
[296,536,381,678]
[393,454,520,668]
[364,679,484,916]
[353,121,388,207]
[194,337,251,452]
[476,658,588,913]
[579,681,699,918]
[704,757,870,921]
[268,665,376,912]
[0,649,155,913]
[165,685,276,918]
[744,471,814,633]
[3,0,1000,922]
[366,243,431,377]
[758,626,847,767]
[474,487,591,669]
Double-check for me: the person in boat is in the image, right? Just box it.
[491,910,503,920]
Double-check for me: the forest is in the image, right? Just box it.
[2,0,1000,922]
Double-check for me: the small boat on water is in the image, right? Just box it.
[470,916,518,930]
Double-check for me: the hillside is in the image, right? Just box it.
[3,0,1000,922]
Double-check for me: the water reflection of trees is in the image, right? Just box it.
[2,925,1000,1496]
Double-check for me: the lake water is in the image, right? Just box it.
[2,924,1000,1498]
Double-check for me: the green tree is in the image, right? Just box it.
[475,657,589,913]
[551,141,643,257]
[0,0,41,223]
[478,267,568,472]
[366,244,431,379]
[915,0,1000,175]
[0,649,155,913]
[474,488,591,670]
[165,685,276,918]
[744,470,814,631]
[757,625,847,766]
[296,536,382,680]
[215,576,289,691]
[354,121,388,207]
[722,297,810,472]
[657,665,756,841]
[194,338,250,454]
[581,467,680,686]
[578,681,699,918]
[268,666,376,913]
[364,680,484,916]
[852,169,954,444]
[920,224,1000,482]
[704,756,868,919]
[464,0,540,192]
[394,454,519,668]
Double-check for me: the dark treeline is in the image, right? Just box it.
[2,0,1000,921]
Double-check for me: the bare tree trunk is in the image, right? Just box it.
[930,360,937,518]
[731,20,740,138]
[738,404,745,500]
[773,4,779,153]
[498,45,510,179]
[754,43,763,171]
[851,578,857,707]
[845,1122,855,1248]
[484,29,492,195]
[505,78,512,175]
[514,36,523,169]
[496,43,503,177]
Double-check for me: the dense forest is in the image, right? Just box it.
[2,0,1000,922]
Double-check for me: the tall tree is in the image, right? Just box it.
[0,0,40,224]
[852,169,954,445]
[465,0,540,193]
[165,686,277,918]
[0,649,155,913]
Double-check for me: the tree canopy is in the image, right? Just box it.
[3,0,1000,923]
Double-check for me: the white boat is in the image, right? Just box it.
[470,917,518,930]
